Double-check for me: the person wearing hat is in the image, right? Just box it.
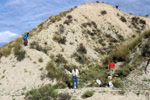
[72,66,79,89]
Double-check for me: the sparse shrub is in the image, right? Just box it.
[38,58,43,63]
[53,82,67,89]
[25,84,58,100]
[82,91,94,99]
[132,34,136,38]
[82,23,87,28]
[55,54,68,64]
[91,21,97,28]
[87,30,95,36]
[96,1,100,3]
[104,33,143,63]
[77,43,87,54]
[0,46,11,57]
[67,15,72,19]
[59,24,65,34]
[118,89,125,95]
[117,34,124,41]
[63,14,73,25]
[86,22,92,27]
[15,37,23,44]
[101,42,106,46]
[46,61,57,80]
[80,66,108,83]
[44,42,47,45]
[106,34,112,38]
[106,30,150,62]
[53,35,61,42]
[58,36,67,44]
[58,93,71,100]
[30,41,49,54]
[112,78,123,88]
[46,60,69,81]
[13,42,22,55]
[132,17,139,26]
[63,19,72,25]
[139,19,146,24]
[59,11,70,17]
[49,15,61,23]
[101,10,107,15]
[117,13,120,16]
[15,50,26,61]
[120,16,126,22]
[110,38,118,42]
[98,39,104,44]
[64,64,73,72]
[114,64,135,77]
[53,35,66,44]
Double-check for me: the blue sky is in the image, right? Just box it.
[0,0,150,46]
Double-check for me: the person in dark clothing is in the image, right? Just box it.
[24,33,29,46]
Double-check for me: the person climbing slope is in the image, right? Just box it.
[24,33,29,46]
[72,66,79,89]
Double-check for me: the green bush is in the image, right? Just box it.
[13,42,22,54]
[63,19,72,25]
[59,11,70,17]
[58,24,65,34]
[58,93,71,100]
[15,37,23,44]
[58,36,66,44]
[38,58,43,63]
[53,35,62,42]
[106,34,112,38]
[77,43,87,54]
[80,66,108,83]
[46,61,57,80]
[0,46,11,57]
[55,54,68,64]
[15,50,26,61]
[30,41,49,54]
[53,82,67,89]
[117,34,124,41]
[120,16,126,22]
[66,15,72,19]
[25,84,58,100]
[96,1,100,3]
[104,35,141,63]
[101,10,107,15]
[82,91,94,99]
[110,38,118,43]
[46,61,69,81]
[112,78,124,88]
[64,64,73,72]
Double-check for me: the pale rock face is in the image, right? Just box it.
[0,2,150,100]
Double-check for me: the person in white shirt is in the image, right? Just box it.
[72,66,79,89]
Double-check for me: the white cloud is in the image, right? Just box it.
[0,31,19,43]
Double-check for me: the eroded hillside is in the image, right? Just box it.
[0,2,150,100]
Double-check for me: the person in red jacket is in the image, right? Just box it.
[108,61,115,76]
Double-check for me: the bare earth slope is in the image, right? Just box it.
[0,2,150,100]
